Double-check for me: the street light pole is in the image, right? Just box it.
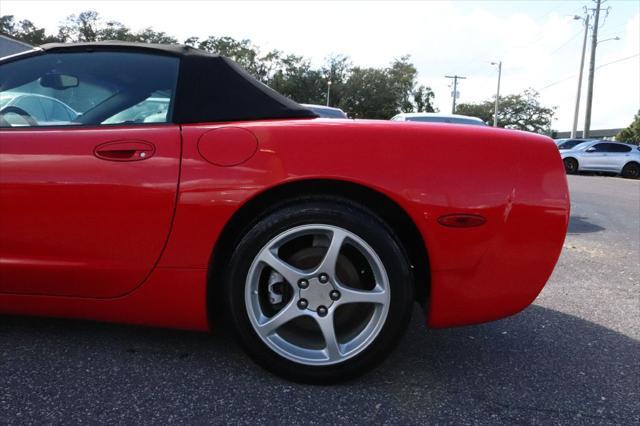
[491,61,502,127]
[326,81,332,107]
[583,0,603,138]
[571,13,590,138]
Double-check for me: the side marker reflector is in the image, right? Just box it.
[437,214,486,228]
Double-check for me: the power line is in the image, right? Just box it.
[464,5,583,63]
[549,29,583,56]
[596,53,639,70]
[539,74,577,91]
[465,5,585,76]
[537,53,639,91]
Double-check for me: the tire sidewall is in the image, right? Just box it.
[223,198,414,383]
[564,158,578,174]
[622,162,640,179]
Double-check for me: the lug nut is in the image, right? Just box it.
[298,279,309,289]
[318,273,329,283]
[329,290,341,301]
[317,305,328,317]
[297,299,308,309]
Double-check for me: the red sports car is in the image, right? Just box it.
[0,42,569,383]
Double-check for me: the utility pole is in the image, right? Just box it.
[571,12,590,138]
[445,75,466,113]
[583,0,606,138]
[491,61,502,127]
[326,81,332,107]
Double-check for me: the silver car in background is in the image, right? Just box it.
[560,140,640,179]
[301,104,348,119]
[391,112,486,126]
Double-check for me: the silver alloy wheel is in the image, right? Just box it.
[245,224,391,366]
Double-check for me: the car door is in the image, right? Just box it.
[580,142,609,170]
[0,50,181,298]
[606,143,633,172]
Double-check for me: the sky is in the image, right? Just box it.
[2,0,639,130]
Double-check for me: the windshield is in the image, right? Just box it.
[570,141,593,151]
[558,139,590,150]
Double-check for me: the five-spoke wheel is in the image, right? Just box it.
[245,224,390,365]
[224,198,413,383]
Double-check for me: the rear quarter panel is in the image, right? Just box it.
[163,119,569,327]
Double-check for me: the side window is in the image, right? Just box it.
[591,143,608,152]
[103,93,171,124]
[0,51,179,127]
[609,144,632,153]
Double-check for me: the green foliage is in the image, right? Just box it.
[457,89,555,133]
[269,55,326,104]
[413,85,436,113]
[322,54,351,107]
[53,10,177,44]
[1,10,436,118]
[454,102,492,124]
[338,56,436,118]
[188,36,263,77]
[1,15,62,44]
[616,111,640,145]
[339,67,398,119]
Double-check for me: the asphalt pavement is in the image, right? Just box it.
[1,175,639,425]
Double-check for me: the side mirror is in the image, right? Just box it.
[40,72,79,90]
[586,147,596,152]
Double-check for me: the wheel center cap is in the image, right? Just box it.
[299,277,334,311]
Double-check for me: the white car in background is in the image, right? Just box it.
[391,112,486,126]
[560,140,640,179]
[0,92,78,125]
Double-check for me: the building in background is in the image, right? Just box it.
[554,128,623,141]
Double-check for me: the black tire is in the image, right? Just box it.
[564,157,579,174]
[621,162,640,179]
[222,197,414,383]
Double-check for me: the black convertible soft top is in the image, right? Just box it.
[6,41,317,124]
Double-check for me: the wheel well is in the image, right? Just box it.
[207,179,430,325]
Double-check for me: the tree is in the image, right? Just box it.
[186,36,283,83]
[388,56,417,112]
[191,36,259,72]
[413,85,436,113]
[455,102,493,124]
[339,67,398,119]
[1,11,437,117]
[616,111,640,145]
[55,11,177,44]
[1,15,62,44]
[322,54,351,107]
[58,11,100,42]
[269,54,325,104]
[388,56,436,113]
[337,56,436,118]
[136,28,177,44]
[457,89,555,133]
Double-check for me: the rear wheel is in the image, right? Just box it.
[564,157,578,174]
[621,162,640,179]
[223,198,414,383]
